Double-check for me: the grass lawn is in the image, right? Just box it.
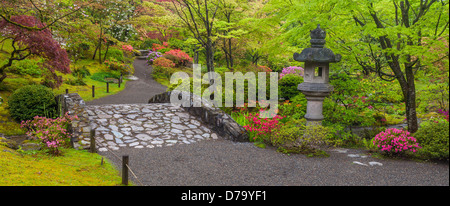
[52,59,130,102]
[0,141,122,186]
[53,74,129,102]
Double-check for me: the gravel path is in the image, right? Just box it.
[89,58,449,186]
[86,59,167,105]
[100,139,448,186]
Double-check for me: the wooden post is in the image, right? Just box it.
[119,74,123,88]
[90,129,96,153]
[106,82,109,93]
[122,155,129,186]
[92,85,95,97]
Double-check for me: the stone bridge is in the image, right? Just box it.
[56,92,248,152]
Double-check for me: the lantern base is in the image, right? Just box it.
[298,83,334,126]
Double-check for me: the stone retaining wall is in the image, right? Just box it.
[55,93,91,149]
[148,90,249,142]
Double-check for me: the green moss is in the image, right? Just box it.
[0,101,26,136]
[0,144,121,186]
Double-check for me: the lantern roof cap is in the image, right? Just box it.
[294,24,341,63]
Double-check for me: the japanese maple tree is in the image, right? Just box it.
[0,15,70,87]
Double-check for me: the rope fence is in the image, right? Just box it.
[89,129,145,186]
[61,74,123,97]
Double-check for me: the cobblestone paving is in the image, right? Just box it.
[83,103,218,151]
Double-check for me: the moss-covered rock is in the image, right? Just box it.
[20,142,41,151]
[0,137,19,149]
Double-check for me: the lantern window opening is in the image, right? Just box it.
[315,67,323,77]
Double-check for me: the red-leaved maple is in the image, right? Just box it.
[0,15,71,87]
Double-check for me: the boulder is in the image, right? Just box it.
[20,142,42,151]
[0,137,19,149]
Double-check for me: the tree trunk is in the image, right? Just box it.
[0,73,7,84]
[390,59,419,133]
[205,40,215,73]
[98,24,103,64]
[98,38,102,64]
[222,37,234,70]
[228,38,233,68]
[194,49,199,64]
[222,38,230,69]
[92,44,98,60]
[404,62,419,133]
[405,86,418,133]
[224,50,230,69]
[103,42,110,63]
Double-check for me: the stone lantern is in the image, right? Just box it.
[294,25,341,125]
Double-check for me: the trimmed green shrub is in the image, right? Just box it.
[264,119,330,157]
[279,74,303,100]
[90,71,121,83]
[414,119,449,160]
[268,120,305,148]
[8,85,57,121]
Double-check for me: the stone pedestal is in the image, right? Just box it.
[298,82,333,125]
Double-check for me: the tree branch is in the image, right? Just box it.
[438,20,449,37]
[0,0,92,31]
[353,16,365,27]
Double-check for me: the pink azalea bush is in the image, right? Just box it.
[373,128,421,155]
[121,45,134,53]
[243,112,285,141]
[438,109,449,122]
[279,66,304,79]
[21,112,78,155]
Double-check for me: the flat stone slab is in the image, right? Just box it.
[83,103,219,151]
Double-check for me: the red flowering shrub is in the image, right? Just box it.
[122,45,134,53]
[152,42,169,51]
[153,57,175,69]
[164,49,193,67]
[243,112,285,142]
[152,57,175,79]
